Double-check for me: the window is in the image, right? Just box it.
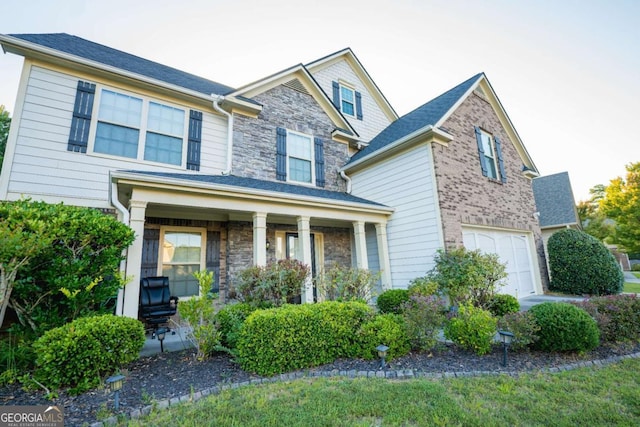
[474,126,507,183]
[340,85,355,117]
[91,87,187,166]
[287,131,313,184]
[331,81,363,120]
[159,228,206,298]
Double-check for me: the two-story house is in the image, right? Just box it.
[0,33,546,320]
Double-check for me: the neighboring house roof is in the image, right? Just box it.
[532,172,580,228]
[348,73,483,164]
[117,171,389,208]
[2,33,236,97]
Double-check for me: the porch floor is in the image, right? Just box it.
[140,325,193,357]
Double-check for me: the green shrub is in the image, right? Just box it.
[496,311,540,351]
[376,289,409,314]
[178,270,221,360]
[444,303,497,355]
[0,334,36,386]
[33,314,144,394]
[548,229,624,295]
[631,264,640,272]
[407,277,439,298]
[427,248,507,309]
[357,314,410,360]
[215,302,257,349]
[529,302,600,352]
[315,263,378,302]
[401,295,447,351]
[488,294,520,317]
[2,200,135,335]
[573,294,640,343]
[235,259,309,308]
[236,301,373,375]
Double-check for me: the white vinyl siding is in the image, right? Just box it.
[350,144,442,288]
[2,65,228,208]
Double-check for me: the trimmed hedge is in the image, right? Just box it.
[377,289,409,314]
[548,229,623,295]
[488,294,520,317]
[236,302,373,375]
[357,314,410,360]
[215,302,257,349]
[444,303,497,355]
[529,302,599,352]
[33,315,145,394]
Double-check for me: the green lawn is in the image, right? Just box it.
[624,282,640,293]
[125,358,640,426]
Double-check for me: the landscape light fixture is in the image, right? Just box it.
[156,327,167,353]
[498,330,515,367]
[376,344,389,369]
[266,239,271,250]
[106,374,125,411]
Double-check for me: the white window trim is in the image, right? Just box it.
[480,129,500,180]
[87,85,189,169]
[339,82,356,118]
[285,129,316,186]
[158,226,207,299]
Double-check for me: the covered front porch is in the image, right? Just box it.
[110,171,395,318]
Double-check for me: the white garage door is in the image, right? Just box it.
[462,228,537,298]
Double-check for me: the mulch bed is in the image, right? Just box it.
[2,342,639,426]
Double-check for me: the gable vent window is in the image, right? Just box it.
[276,127,325,187]
[332,81,363,121]
[67,82,203,169]
[474,126,507,183]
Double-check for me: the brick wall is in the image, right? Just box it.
[232,84,349,192]
[433,90,548,289]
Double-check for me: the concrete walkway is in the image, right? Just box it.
[518,294,586,311]
[624,271,640,284]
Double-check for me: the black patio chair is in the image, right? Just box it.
[139,276,179,337]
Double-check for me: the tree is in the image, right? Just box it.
[600,162,640,253]
[0,105,10,171]
[577,184,614,242]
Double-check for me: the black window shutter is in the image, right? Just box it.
[276,127,287,181]
[314,137,325,188]
[332,81,340,110]
[494,136,507,183]
[67,81,96,153]
[187,110,203,171]
[355,91,363,120]
[474,126,488,177]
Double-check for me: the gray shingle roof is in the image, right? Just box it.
[121,172,388,207]
[9,33,236,96]
[348,73,483,164]
[532,172,579,227]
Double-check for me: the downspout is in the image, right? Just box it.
[340,170,352,194]
[110,176,129,316]
[212,94,234,175]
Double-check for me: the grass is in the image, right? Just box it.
[126,358,640,426]
[625,282,640,293]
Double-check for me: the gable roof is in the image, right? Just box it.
[1,33,236,97]
[348,73,483,164]
[532,172,580,228]
[305,48,398,122]
[114,171,390,209]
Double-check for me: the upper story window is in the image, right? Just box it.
[276,127,325,188]
[474,126,507,183]
[67,81,203,170]
[331,81,363,121]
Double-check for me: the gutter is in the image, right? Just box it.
[110,175,129,317]
[212,94,234,175]
[340,170,352,194]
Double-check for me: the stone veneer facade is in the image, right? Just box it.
[432,90,548,289]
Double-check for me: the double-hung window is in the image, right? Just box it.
[93,88,186,166]
[474,126,507,183]
[340,85,355,117]
[159,228,206,298]
[287,131,314,184]
[331,80,363,120]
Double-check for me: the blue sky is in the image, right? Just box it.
[1,0,638,201]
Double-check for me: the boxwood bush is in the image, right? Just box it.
[488,294,520,317]
[357,313,410,360]
[376,289,409,314]
[33,315,145,394]
[236,301,373,375]
[214,302,257,349]
[444,303,497,355]
[548,229,624,295]
[529,302,599,352]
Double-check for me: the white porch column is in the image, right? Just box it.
[297,216,314,303]
[122,200,147,318]
[253,212,267,267]
[375,222,392,290]
[353,221,369,270]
